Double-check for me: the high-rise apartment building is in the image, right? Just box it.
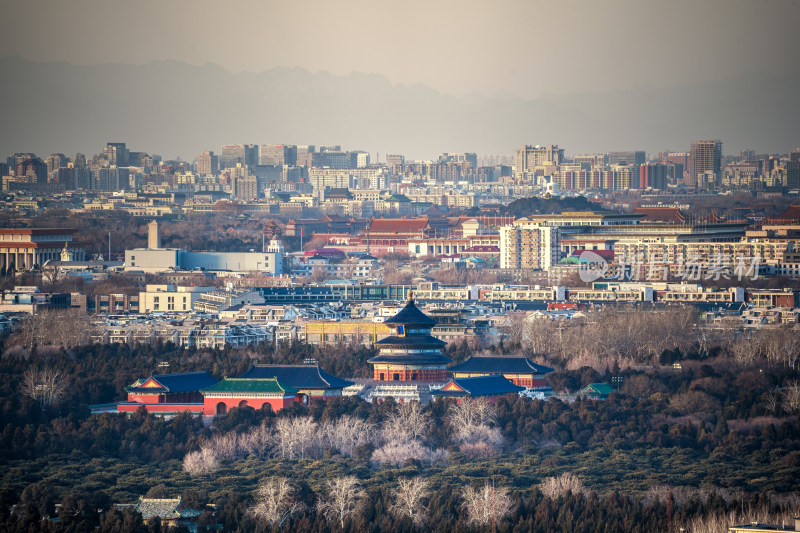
[45,153,68,181]
[607,151,645,188]
[15,157,47,183]
[105,143,129,166]
[514,145,565,179]
[234,176,259,201]
[500,221,561,271]
[639,163,668,189]
[688,140,722,189]
[353,151,371,168]
[196,151,219,175]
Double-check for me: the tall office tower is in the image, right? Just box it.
[295,145,316,167]
[688,140,722,189]
[96,167,130,191]
[260,145,288,166]
[196,151,219,175]
[45,153,68,181]
[514,145,565,179]
[786,149,800,189]
[105,143,129,166]
[740,149,755,161]
[244,144,259,168]
[317,151,352,169]
[500,222,561,271]
[73,153,87,169]
[220,144,246,170]
[58,166,91,189]
[0,162,8,178]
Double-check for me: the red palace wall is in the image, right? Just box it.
[373,367,448,382]
[117,403,204,415]
[509,376,548,388]
[128,393,161,403]
[202,396,294,416]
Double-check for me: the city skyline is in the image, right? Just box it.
[2,0,798,100]
[1,1,799,160]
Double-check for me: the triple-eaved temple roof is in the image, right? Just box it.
[126,371,219,394]
[448,356,553,375]
[384,297,438,326]
[238,364,353,390]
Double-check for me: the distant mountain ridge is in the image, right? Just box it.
[1,56,797,160]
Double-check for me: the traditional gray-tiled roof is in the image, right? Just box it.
[238,364,353,389]
[448,356,553,375]
[126,371,219,394]
[373,335,447,347]
[432,375,525,398]
[135,497,201,521]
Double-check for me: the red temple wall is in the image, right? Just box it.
[202,396,294,416]
[117,403,204,414]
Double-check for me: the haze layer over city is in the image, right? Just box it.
[1,1,800,532]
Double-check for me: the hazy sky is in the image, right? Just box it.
[2,0,798,99]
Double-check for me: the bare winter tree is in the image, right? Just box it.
[20,366,66,406]
[371,439,447,467]
[322,415,375,457]
[383,401,428,443]
[539,472,588,500]
[182,447,219,476]
[249,477,306,530]
[448,397,497,431]
[16,310,90,349]
[763,391,780,415]
[727,332,762,365]
[209,432,240,460]
[40,264,66,291]
[274,417,318,459]
[783,381,800,415]
[461,481,515,527]
[316,476,364,529]
[238,422,273,458]
[389,477,429,527]
[447,397,504,457]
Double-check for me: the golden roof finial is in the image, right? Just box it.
[408,289,414,302]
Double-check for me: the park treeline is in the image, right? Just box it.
[0,339,799,532]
